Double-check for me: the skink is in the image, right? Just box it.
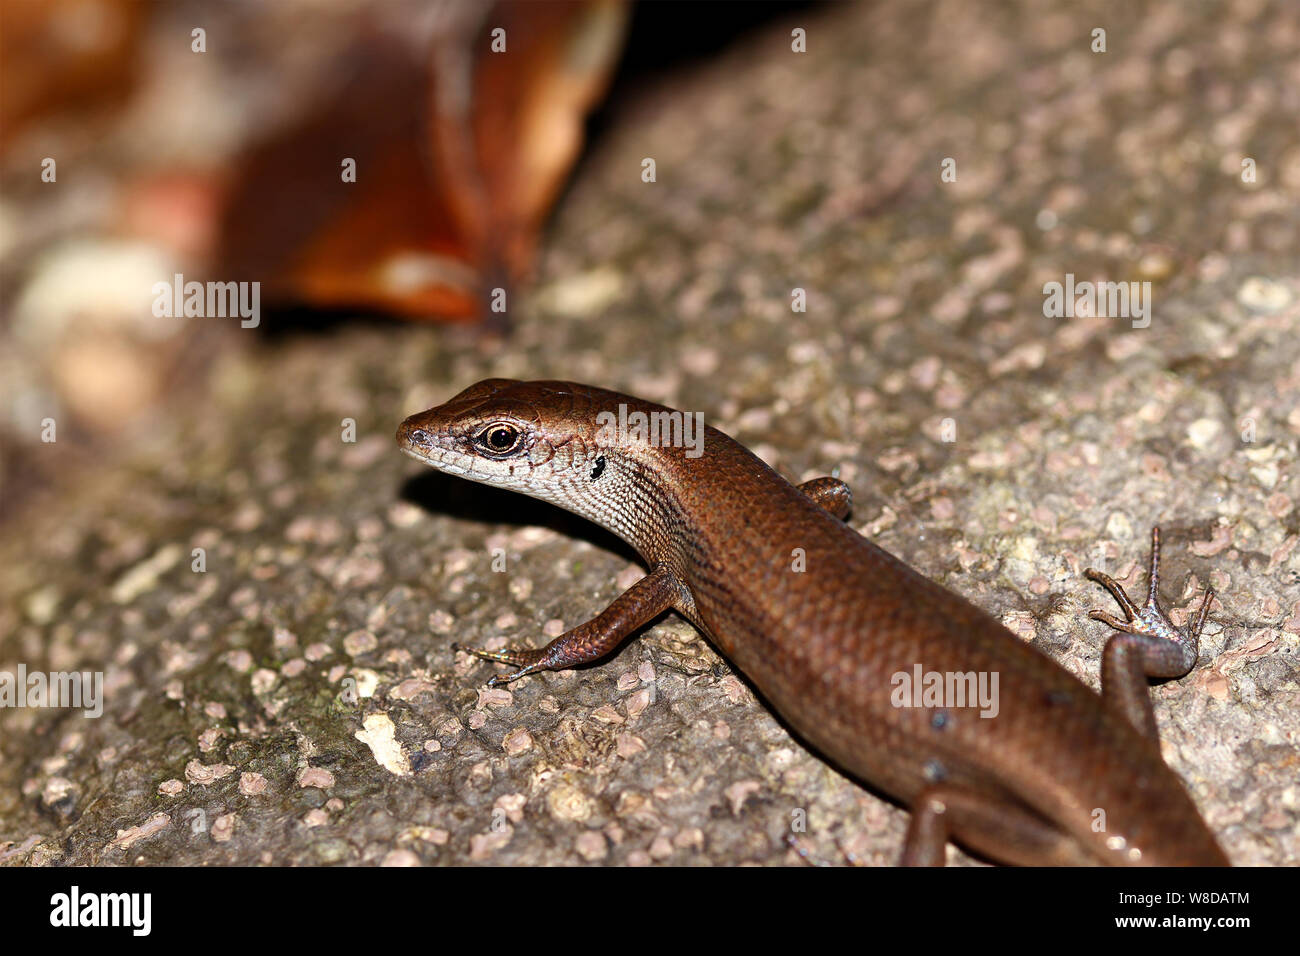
[397,378,1228,865]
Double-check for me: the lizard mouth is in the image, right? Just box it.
[396,416,478,478]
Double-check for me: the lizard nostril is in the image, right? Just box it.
[409,429,431,447]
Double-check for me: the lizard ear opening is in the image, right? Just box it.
[590,456,606,480]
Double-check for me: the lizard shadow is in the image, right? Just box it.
[398,470,641,567]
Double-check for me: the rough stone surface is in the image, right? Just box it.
[2,0,1298,866]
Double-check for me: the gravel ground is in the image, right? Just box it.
[1,0,1297,866]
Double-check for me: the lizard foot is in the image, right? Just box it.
[1083,526,1213,673]
[452,642,549,686]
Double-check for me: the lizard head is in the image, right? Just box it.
[397,379,711,548]
[396,378,623,501]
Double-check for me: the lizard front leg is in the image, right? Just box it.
[797,477,852,519]
[455,562,680,686]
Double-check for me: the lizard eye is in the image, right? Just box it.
[474,422,522,455]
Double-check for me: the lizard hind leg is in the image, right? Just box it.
[902,785,1095,866]
[1083,526,1215,741]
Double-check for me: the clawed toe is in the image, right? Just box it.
[1190,586,1215,641]
[1088,609,1132,631]
[453,641,549,685]
[1082,526,1213,664]
[1084,568,1141,621]
[485,659,548,686]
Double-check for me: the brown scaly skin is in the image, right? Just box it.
[397,379,1228,866]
